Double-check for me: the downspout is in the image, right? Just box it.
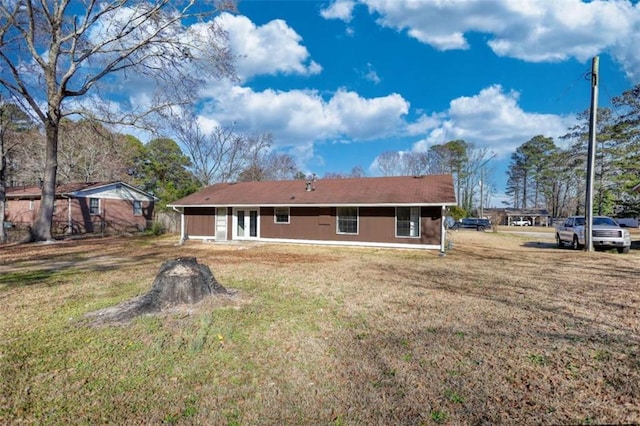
[440,205,446,256]
[60,194,72,234]
[172,206,186,243]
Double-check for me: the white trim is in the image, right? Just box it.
[232,208,260,240]
[133,200,142,216]
[257,237,440,250]
[181,235,440,250]
[215,207,228,241]
[68,182,157,201]
[395,206,421,238]
[336,206,359,235]
[440,205,446,254]
[183,235,216,241]
[274,206,290,224]
[89,197,100,215]
[67,198,72,233]
[176,207,185,241]
[168,202,457,208]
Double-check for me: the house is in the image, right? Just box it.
[487,207,552,226]
[168,175,457,251]
[5,181,156,235]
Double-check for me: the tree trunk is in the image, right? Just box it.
[29,121,59,242]
[0,137,6,244]
[84,257,228,325]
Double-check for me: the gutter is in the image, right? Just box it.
[172,206,186,243]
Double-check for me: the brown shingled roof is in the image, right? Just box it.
[170,175,456,207]
[5,182,112,198]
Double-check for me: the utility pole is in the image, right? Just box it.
[584,56,599,252]
[479,168,484,218]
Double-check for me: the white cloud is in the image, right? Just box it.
[324,0,640,82]
[320,0,357,22]
[215,13,322,81]
[199,81,576,173]
[405,113,442,136]
[199,82,410,163]
[362,63,381,84]
[411,85,576,157]
[611,3,640,82]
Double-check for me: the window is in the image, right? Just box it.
[396,206,420,237]
[274,207,289,224]
[133,200,142,216]
[89,198,99,215]
[337,207,358,234]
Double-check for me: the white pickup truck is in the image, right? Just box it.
[555,215,631,253]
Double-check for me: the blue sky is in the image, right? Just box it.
[176,1,640,206]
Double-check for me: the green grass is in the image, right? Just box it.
[1,268,336,423]
[1,233,639,424]
[0,269,71,288]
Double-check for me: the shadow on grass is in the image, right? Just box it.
[339,258,640,423]
[522,241,558,249]
[0,253,160,291]
[0,269,58,287]
[0,241,171,291]
[522,240,640,251]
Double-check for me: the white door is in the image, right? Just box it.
[234,209,259,239]
[215,208,227,241]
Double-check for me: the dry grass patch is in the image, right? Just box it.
[1,232,639,424]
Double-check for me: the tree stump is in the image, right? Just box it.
[85,257,227,324]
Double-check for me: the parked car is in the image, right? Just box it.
[451,218,491,231]
[555,215,631,253]
[511,218,531,226]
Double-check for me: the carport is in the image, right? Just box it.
[505,208,551,226]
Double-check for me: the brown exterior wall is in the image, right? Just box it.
[180,205,442,246]
[260,206,441,246]
[184,207,216,237]
[5,197,153,234]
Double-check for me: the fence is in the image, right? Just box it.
[154,211,180,234]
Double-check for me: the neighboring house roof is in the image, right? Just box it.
[6,181,157,201]
[503,208,550,216]
[169,175,457,207]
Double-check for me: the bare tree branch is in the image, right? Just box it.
[0,0,237,241]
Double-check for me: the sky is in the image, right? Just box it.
[186,0,640,208]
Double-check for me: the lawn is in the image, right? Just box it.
[1,231,639,424]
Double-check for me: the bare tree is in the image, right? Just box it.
[57,119,133,183]
[376,151,432,177]
[239,151,298,182]
[232,132,272,182]
[264,152,299,181]
[0,97,33,243]
[323,166,367,179]
[402,152,430,176]
[377,151,402,176]
[0,0,236,241]
[168,108,289,185]
[204,125,253,184]
[6,128,45,186]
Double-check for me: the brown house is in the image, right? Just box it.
[5,181,156,235]
[168,175,457,251]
